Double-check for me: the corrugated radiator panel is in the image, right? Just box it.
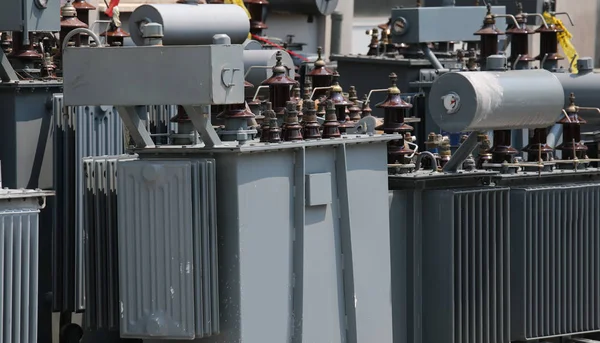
[83,155,138,331]
[117,159,219,339]
[0,200,42,343]
[147,105,177,145]
[52,94,124,313]
[422,188,510,343]
[511,183,600,340]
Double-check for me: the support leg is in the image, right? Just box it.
[116,106,155,148]
[184,105,222,147]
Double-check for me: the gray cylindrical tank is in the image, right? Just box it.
[243,50,295,88]
[267,0,339,16]
[129,4,250,46]
[554,71,600,124]
[429,69,565,132]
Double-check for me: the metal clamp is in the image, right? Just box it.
[221,67,241,88]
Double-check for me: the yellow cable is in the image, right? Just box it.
[223,0,252,39]
[543,11,578,74]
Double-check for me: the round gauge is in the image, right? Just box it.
[442,92,461,114]
[391,17,408,36]
[34,0,48,9]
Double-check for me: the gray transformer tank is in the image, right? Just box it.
[389,171,600,343]
[116,139,395,343]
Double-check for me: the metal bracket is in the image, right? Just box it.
[442,131,480,173]
[0,50,18,82]
[116,106,156,148]
[183,105,222,147]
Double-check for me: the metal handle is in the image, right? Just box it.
[221,67,241,88]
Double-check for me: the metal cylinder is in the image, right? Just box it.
[243,49,295,88]
[267,0,339,16]
[554,65,600,125]
[330,12,342,55]
[429,69,565,132]
[129,4,250,46]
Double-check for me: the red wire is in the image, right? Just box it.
[251,34,309,62]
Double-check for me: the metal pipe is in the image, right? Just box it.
[244,65,297,80]
[330,12,343,55]
[416,151,438,172]
[253,85,270,101]
[420,43,444,70]
[492,14,520,28]
[523,13,549,29]
[62,28,103,50]
[442,131,480,173]
[568,53,578,73]
[311,86,332,99]
[366,89,388,104]
[554,12,575,26]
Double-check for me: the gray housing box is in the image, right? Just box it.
[0,0,60,32]
[391,6,506,44]
[63,45,245,106]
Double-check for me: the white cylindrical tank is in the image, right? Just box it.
[129,4,250,46]
[428,69,566,132]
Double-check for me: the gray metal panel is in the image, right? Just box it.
[83,155,138,331]
[305,172,333,206]
[342,143,394,343]
[388,191,410,343]
[0,83,60,189]
[190,159,219,337]
[63,45,245,106]
[117,158,218,339]
[421,187,511,343]
[300,148,345,343]
[117,160,196,339]
[0,193,44,343]
[22,0,60,32]
[390,6,506,44]
[0,0,23,31]
[510,183,600,340]
[51,94,124,313]
[209,151,296,343]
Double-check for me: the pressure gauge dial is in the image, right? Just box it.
[34,0,48,9]
[391,17,408,36]
[442,92,461,114]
